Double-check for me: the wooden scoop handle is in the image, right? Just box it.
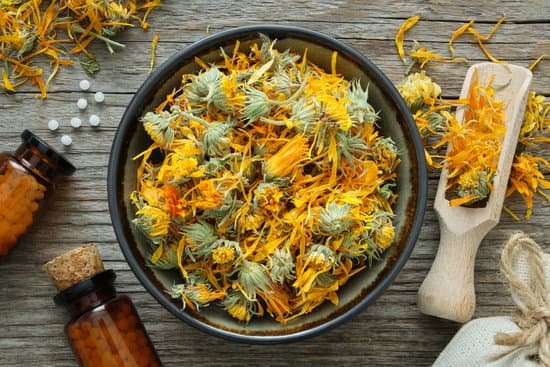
[417,221,494,323]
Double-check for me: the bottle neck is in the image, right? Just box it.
[54,270,117,318]
[14,130,76,185]
[15,145,60,185]
[64,285,117,317]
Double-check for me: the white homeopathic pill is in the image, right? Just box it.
[94,91,105,103]
[79,79,90,91]
[47,119,59,131]
[77,98,88,110]
[70,117,82,128]
[89,114,101,127]
[61,135,72,146]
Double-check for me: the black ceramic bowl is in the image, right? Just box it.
[108,25,427,343]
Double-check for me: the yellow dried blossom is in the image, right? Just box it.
[134,205,171,242]
[212,247,236,265]
[263,136,310,179]
[397,71,442,109]
[375,223,395,250]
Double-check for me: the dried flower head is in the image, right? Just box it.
[375,223,395,250]
[263,135,309,179]
[182,221,218,258]
[222,291,258,322]
[305,244,336,271]
[236,260,273,301]
[149,243,179,270]
[243,88,272,122]
[397,71,442,110]
[318,202,353,236]
[211,239,241,265]
[202,120,234,157]
[169,282,225,311]
[185,67,229,112]
[142,111,177,148]
[346,81,378,124]
[133,205,171,243]
[267,247,296,284]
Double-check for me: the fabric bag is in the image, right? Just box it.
[433,233,550,367]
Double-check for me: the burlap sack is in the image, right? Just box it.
[433,234,550,367]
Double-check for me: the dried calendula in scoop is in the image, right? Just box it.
[131,35,401,323]
[439,71,506,207]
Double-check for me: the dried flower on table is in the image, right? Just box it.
[131,36,401,323]
[505,92,550,219]
[394,16,549,219]
[0,0,161,98]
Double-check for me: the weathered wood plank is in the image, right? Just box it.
[12,39,550,96]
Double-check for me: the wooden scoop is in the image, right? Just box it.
[417,62,532,323]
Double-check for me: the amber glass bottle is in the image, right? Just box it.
[55,269,162,367]
[0,130,75,256]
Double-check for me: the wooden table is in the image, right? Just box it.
[1,1,548,366]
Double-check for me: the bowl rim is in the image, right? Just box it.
[108,24,427,344]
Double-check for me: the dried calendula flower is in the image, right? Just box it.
[169,282,225,311]
[142,111,177,148]
[263,135,310,179]
[397,71,442,111]
[222,291,259,322]
[149,243,179,270]
[133,205,171,243]
[318,202,353,236]
[236,260,273,301]
[267,247,296,284]
[375,222,395,250]
[0,0,161,98]
[132,36,400,323]
[211,239,241,265]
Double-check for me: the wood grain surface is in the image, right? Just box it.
[0,1,548,366]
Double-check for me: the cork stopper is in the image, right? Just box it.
[43,244,104,291]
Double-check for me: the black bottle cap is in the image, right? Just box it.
[20,130,76,176]
[54,269,116,306]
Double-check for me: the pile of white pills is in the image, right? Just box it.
[48,79,105,146]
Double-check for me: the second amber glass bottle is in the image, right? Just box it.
[56,269,162,367]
